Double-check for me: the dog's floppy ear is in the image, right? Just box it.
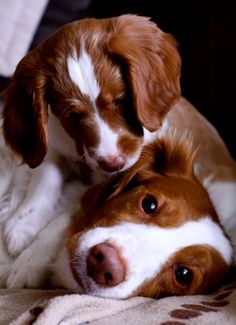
[2,51,48,168]
[111,132,198,196]
[107,14,181,132]
[143,131,197,176]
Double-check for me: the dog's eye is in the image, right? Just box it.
[113,98,125,108]
[65,111,81,121]
[174,265,193,286]
[141,195,157,215]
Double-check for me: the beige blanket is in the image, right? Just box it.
[0,277,235,325]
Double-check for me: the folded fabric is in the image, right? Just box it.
[0,0,49,77]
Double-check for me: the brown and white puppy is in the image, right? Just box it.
[53,131,234,299]
[1,15,180,256]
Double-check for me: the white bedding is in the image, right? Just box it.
[0,0,49,77]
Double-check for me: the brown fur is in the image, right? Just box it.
[137,245,229,298]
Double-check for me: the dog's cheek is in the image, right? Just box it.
[118,135,143,156]
[60,117,100,152]
[130,271,167,298]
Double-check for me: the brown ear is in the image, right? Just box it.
[142,132,197,176]
[2,52,48,168]
[111,132,196,196]
[107,14,181,131]
[113,132,197,196]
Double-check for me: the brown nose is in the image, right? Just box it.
[98,155,126,172]
[87,243,126,287]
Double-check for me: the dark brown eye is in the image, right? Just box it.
[65,111,81,121]
[174,265,193,286]
[113,98,125,108]
[142,195,157,215]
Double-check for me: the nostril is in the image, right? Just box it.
[94,252,104,263]
[98,155,126,172]
[104,272,113,283]
[87,243,125,287]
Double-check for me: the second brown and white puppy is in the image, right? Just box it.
[1,15,180,256]
[52,130,234,299]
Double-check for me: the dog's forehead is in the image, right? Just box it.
[66,45,123,99]
[101,174,217,223]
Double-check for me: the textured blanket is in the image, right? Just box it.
[0,278,235,325]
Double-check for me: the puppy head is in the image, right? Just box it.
[3,15,180,171]
[66,134,233,299]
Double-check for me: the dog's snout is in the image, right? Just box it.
[87,243,126,287]
[98,155,126,172]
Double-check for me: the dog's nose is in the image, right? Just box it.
[98,155,126,172]
[87,243,126,287]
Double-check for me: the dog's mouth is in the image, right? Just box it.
[68,226,137,299]
[68,223,162,299]
[97,155,127,173]
[81,135,144,175]
[87,150,143,176]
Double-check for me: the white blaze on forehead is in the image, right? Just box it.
[76,217,233,298]
[67,49,100,101]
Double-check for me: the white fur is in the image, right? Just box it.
[95,117,120,159]
[69,217,233,298]
[5,212,71,288]
[49,247,80,291]
[84,112,121,171]
[0,179,88,288]
[204,178,236,252]
[0,139,15,200]
[48,110,78,163]
[2,150,65,256]
[143,127,163,145]
[67,50,100,101]
[0,165,31,224]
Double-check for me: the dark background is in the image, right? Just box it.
[1,0,236,158]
